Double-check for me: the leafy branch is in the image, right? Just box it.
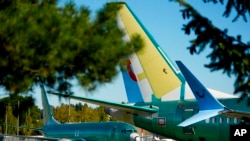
[175,0,250,104]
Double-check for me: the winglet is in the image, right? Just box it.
[176,61,225,127]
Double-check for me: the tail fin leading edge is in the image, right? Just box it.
[118,3,184,102]
[40,85,59,125]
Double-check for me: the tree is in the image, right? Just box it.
[5,104,17,134]
[0,1,143,94]
[174,0,250,104]
[80,103,91,122]
[21,106,42,135]
[0,95,41,134]
[52,103,111,123]
[53,104,70,123]
[95,106,110,122]
[22,109,33,135]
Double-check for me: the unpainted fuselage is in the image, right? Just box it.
[108,98,250,141]
[40,121,138,141]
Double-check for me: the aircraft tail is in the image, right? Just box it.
[117,3,185,102]
[176,61,225,127]
[40,85,60,125]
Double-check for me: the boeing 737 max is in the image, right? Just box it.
[49,2,250,141]
[37,85,140,141]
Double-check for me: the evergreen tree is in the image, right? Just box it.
[22,109,33,135]
[174,0,250,104]
[53,104,69,123]
[0,95,41,135]
[5,104,17,134]
[52,103,112,123]
[0,1,143,94]
[96,106,109,122]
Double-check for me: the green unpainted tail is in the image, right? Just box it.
[117,3,185,102]
[40,85,60,125]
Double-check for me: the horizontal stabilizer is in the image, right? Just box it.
[178,109,224,127]
[221,109,250,119]
[48,91,158,116]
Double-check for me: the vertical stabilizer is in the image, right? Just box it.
[176,61,225,127]
[117,3,184,102]
[175,61,224,110]
[40,85,59,125]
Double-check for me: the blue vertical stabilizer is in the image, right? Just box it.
[176,61,225,127]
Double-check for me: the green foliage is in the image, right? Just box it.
[53,103,72,123]
[174,0,250,104]
[203,0,250,22]
[22,109,33,135]
[0,1,143,94]
[0,95,42,135]
[52,103,111,123]
[5,104,17,134]
[0,95,114,135]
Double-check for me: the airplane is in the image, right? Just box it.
[48,2,250,141]
[35,85,140,141]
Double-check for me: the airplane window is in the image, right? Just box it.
[212,117,217,123]
[219,117,224,123]
[234,118,238,124]
[205,118,209,123]
[126,130,133,133]
[211,118,214,123]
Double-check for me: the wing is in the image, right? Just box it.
[48,91,158,116]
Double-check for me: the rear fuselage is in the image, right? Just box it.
[113,98,249,141]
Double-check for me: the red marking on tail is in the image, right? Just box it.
[126,60,137,82]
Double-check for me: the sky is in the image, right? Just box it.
[33,0,250,109]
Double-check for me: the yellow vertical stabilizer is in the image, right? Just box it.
[118,3,183,101]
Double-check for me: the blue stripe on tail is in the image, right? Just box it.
[121,70,143,103]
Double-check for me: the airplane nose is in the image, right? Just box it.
[130,132,140,141]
